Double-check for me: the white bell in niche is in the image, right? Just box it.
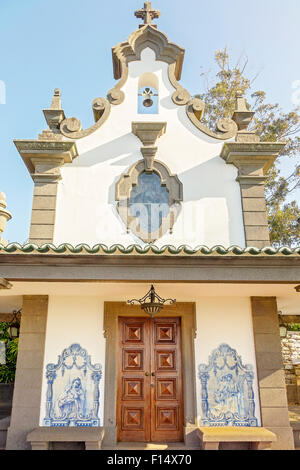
[138,73,159,114]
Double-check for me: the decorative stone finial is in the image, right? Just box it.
[0,192,12,245]
[41,89,66,140]
[232,91,259,143]
[135,2,160,28]
[50,88,62,110]
[232,90,254,131]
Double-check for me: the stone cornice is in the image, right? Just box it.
[14,140,78,178]
[221,142,286,157]
[221,142,286,175]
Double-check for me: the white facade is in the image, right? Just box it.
[53,48,245,248]
[2,4,297,452]
[38,289,261,428]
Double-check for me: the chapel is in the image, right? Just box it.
[0,2,299,451]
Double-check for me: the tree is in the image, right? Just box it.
[196,48,300,247]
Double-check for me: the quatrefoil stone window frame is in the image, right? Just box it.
[115,160,183,243]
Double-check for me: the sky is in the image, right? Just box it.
[0,0,300,243]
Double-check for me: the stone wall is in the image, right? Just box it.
[281,331,300,404]
[0,384,14,419]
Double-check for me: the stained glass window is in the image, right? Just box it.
[129,172,170,234]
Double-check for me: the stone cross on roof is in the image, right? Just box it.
[135,1,160,27]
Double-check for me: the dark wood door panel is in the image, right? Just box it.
[123,349,145,371]
[156,405,180,430]
[117,317,183,443]
[123,321,145,344]
[121,406,145,430]
[154,321,177,344]
[151,318,183,442]
[117,318,150,442]
[122,378,144,401]
[156,378,177,400]
[155,350,177,371]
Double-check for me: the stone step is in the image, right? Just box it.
[103,442,198,451]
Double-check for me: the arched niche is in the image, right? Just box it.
[115,160,183,243]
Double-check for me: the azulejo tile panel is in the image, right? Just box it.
[198,344,258,427]
[44,344,102,427]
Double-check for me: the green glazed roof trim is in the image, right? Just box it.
[0,243,299,256]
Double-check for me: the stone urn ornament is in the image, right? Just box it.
[0,192,12,245]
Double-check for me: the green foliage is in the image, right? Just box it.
[287,323,300,332]
[0,322,19,384]
[197,48,300,247]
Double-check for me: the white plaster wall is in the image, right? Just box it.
[194,297,261,426]
[53,47,245,248]
[38,291,261,429]
[39,296,106,426]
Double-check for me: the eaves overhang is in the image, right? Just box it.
[0,244,299,284]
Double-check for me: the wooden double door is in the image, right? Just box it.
[117,317,184,442]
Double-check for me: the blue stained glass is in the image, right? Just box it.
[129,172,170,233]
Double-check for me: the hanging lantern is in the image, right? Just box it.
[8,309,21,340]
[127,285,176,317]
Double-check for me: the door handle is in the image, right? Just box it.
[151,372,155,377]
[145,371,150,376]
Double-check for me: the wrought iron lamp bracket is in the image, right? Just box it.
[127,285,176,317]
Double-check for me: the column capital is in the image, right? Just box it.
[14,140,78,182]
[221,142,286,179]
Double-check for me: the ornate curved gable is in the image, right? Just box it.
[32,2,247,142]
[112,25,185,82]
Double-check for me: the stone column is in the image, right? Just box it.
[6,296,49,450]
[14,140,78,246]
[251,297,294,450]
[221,92,286,249]
[29,159,62,246]
[238,171,270,248]
[221,143,285,248]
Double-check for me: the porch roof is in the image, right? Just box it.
[0,243,299,285]
[0,243,300,257]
